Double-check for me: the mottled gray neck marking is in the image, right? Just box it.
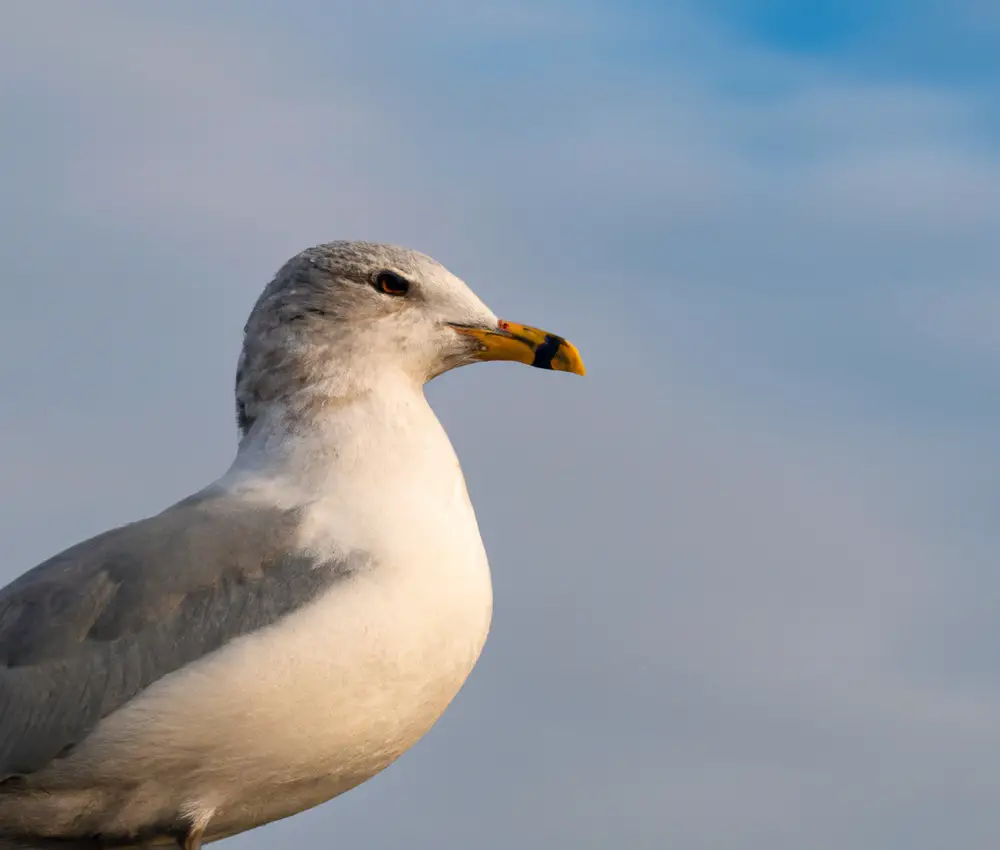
[235,245,365,437]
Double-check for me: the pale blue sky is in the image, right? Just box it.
[2,2,1000,848]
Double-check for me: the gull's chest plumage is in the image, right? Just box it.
[32,403,494,840]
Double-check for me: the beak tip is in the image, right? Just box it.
[554,342,586,377]
[559,357,586,377]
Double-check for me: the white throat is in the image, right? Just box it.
[217,375,481,562]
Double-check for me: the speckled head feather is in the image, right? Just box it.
[234,241,496,437]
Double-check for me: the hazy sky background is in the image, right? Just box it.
[2,2,1000,848]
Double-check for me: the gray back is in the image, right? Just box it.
[0,490,359,780]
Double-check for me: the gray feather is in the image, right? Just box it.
[0,489,360,780]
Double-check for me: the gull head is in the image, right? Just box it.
[235,241,585,435]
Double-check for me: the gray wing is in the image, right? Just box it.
[0,489,358,780]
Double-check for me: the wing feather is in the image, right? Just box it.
[0,490,357,779]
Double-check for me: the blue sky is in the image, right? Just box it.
[2,2,1000,849]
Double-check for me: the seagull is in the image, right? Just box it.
[0,241,584,850]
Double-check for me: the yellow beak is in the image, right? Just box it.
[451,319,586,376]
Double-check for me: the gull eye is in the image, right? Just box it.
[373,270,410,297]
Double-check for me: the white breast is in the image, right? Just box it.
[81,545,492,837]
[34,386,495,839]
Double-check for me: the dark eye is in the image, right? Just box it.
[373,270,410,297]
